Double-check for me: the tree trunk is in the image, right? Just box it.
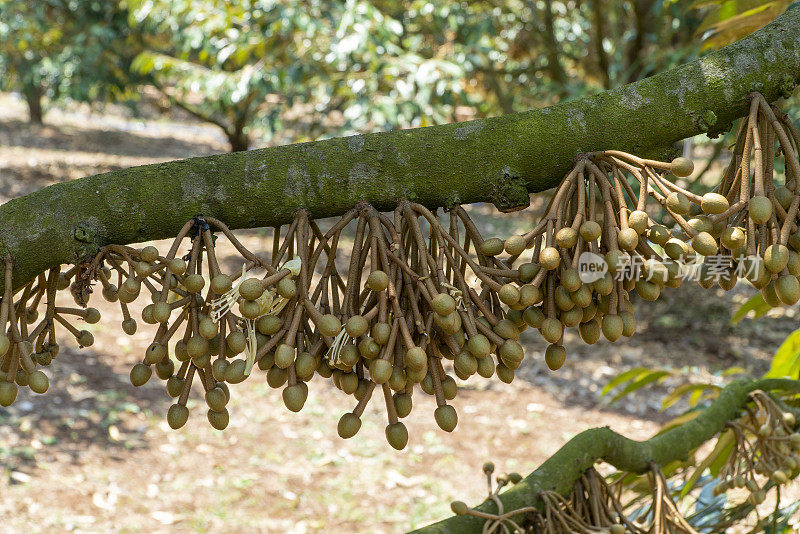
[23,83,44,125]
[227,130,250,152]
[591,0,612,89]
[1,8,800,291]
[626,0,658,82]
[538,0,568,94]
[485,70,514,115]
[226,105,252,152]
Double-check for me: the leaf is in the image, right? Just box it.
[708,431,736,476]
[698,2,775,34]
[765,327,800,379]
[661,459,691,481]
[661,383,721,411]
[131,52,155,75]
[721,366,746,377]
[601,367,652,397]
[730,293,771,325]
[609,371,672,404]
[681,429,734,496]
[688,387,705,407]
[696,0,791,50]
[657,409,702,434]
[690,0,726,9]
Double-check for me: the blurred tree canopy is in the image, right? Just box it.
[0,0,792,147]
[128,0,331,151]
[128,0,708,151]
[0,0,139,124]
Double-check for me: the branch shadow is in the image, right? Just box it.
[0,118,222,159]
[0,345,173,476]
[0,117,226,201]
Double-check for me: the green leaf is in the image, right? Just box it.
[765,327,800,379]
[699,2,776,33]
[688,387,706,407]
[657,409,702,434]
[709,431,736,476]
[601,367,652,397]
[721,366,746,377]
[609,371,672,404]
[730,293,771,325]
[131,52,155,75]
[690,0,726,9]
[660,383,721,411]
[680,429,734,496]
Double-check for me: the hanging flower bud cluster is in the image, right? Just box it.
[495,93,800,372]
[451,464,699,533]
[0,203,537,449]
[707,94,800,306]
[495,152,695,373]
[0,93,797,450]
[0,259,99,407]
[714,390,800,505]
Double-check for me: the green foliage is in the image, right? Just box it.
[321,1,473,130]
[680,428,733,496]
[601,366,741,409]
[765,328,800,379]
[661,382,723,411]
[129,0,332,150]
[730,295,800,379]
[601,367,675,404]
[0,0,139,121]
[127,0,508,148]
[0,0,710,145]
[730,293,771,324]
[125,0,706,150]
[324,0,704,119]
[693,0,794,49]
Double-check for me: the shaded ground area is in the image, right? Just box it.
[0,94,225,201]
[0,94,796,533]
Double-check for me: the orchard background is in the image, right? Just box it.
[1,1,799,532]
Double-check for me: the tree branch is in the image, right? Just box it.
[1,7,800,290]
[156,85,233,136]
[411,377,800,534]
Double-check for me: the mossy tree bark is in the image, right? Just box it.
[1,7,800,291]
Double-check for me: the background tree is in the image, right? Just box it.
[125,0,707,151]
[0,0,138,124]
[1,3,800,533]
[0,1,771,141]
[128,0,335,152]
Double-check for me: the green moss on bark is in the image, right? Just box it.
[412,378,800,534]
[1,8,800,290]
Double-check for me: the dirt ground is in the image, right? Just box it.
[0,94,797,533]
